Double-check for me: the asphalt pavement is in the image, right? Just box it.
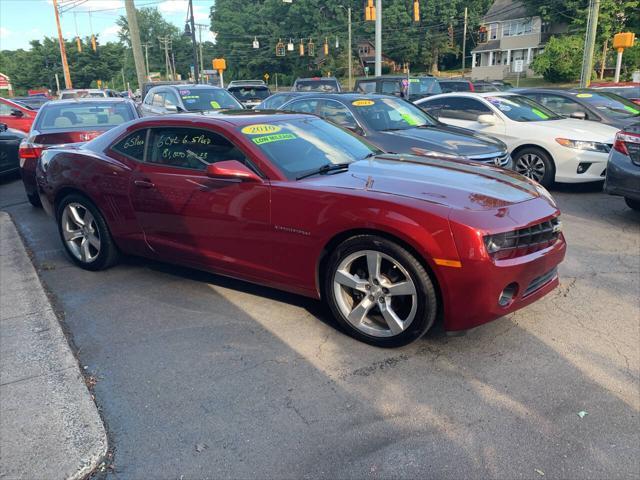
[0,174,638,479]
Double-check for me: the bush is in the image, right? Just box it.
[532,35,585,83]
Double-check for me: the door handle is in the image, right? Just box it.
[134,179,155,189]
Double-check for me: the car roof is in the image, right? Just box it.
[60,89,104,93]
[145,111,315,127]
[437,79,471,83]
[227,83,269,88]
[151,84,225,91]
[295,77,338,81]
[281,92,397,102]
[45,97,133,106]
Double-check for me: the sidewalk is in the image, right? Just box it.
[0,212,107,479]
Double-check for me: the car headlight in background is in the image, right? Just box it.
[555,138,611,154]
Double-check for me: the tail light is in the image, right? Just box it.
[613,131,640,155]
[18,142,45,160]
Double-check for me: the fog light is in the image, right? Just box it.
[577,162,591,174]
[498,283,518,307]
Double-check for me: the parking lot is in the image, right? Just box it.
[1,176,638,479]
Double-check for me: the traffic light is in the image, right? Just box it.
[91,34,97,52]
[324,37,329,56]
[76,36,82,52]
[365,0,376,21]
[448,24,454,48]
[413,0,420,22]
[299,39,305,56]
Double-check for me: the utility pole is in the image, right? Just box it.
[375,0,382,76]
[195,24,208,83]
[141,43,151,79]
[186,0,200,83]
[158,36,173,80]
[124,0,147,92]
[121,68,126,92]
[461,7,468,76]
[599,39,607,79]
[580,0,600,88]
[52,0,72,89]
[347,7,352,90]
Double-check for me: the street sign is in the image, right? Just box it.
[264,73,270,81]
[513,59,524,73]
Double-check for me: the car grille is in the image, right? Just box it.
[469,152,511,167]
[523,267,558,297]
[484,217,562,259]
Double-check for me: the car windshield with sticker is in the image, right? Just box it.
[486,95,561,122]
[240,117,380,179]
[572,92,640,119]
[178,88,243,111]
[351,97,437,131]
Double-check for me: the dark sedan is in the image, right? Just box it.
[255,92,312,110]
[0,123,26,177]
[604,123,640,211]
[517,88,640,130]
[279,93,511,167]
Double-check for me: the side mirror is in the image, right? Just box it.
[206,160,261,182]
[569,111,587,120]
[0,123,7,132]
[477,114,497,125]
[10,109,24,118]
[165,104,179,113]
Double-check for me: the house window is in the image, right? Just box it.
[489,23,498,40]
[503,19,533,37]
[478,26,488,43]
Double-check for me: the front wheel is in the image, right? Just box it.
[324,235,437,348]
[513,147,555,187]
[56,194,119,271]
[625,197,640,211]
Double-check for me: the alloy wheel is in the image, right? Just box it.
[332,249,418,338]
[515,153,546,182]
[61,202,101,263]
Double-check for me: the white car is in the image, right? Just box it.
[415,92,619,186]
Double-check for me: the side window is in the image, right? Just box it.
[535,94,587,117]
[356,81,376,94]
[381,81,400,95]
[317,100,358,128]
[147,128,248,171]
[143,93,153,105]
[0,102,13,115]
[111,130,147,162]
[164,91,179,107]
[418,98,448,116]
[283,99,319,114]
[439,98,492,120]
[152,92,165,107]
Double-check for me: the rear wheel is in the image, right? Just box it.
[513,147,555,187]
[625,197,640,211]
[56,194,119,271]
[324,235,437,348]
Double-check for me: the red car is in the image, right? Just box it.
[0,97,37,133]
[36,112,566,347]
[19,98,139,206]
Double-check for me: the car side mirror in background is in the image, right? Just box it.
[10,109,24,118]
[477,114,497,125]
[206,160,261,182]
[344,124,364,136]
[0,123,7,132]
[569,111,587,120]
[165,105,179,113]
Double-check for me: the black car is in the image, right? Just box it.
[472,81,511,93]
[227,83,271,109]
[278,93,511,167]
[604,122,640,211]
[12,96,49,111]
[0,123,26,177]
[140,84,243,116]
[354,76,441,102]
[292,77,342,93]
[437,79,475,93]
[516,88,640,130]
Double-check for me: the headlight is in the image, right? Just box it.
[555,138,611,153]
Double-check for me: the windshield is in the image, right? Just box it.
[36,102,135,131]
[439,81,472,93]
[408,77,442,96]
[228,86,271,101]
[486,95,561,121]
[294,80,339,92]
[351,97,436,131]
[239,117,380,179]
[178,88,242,111]
[575,92,640,119]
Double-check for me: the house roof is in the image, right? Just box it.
[471,40,501,53]
[483,0,530,23]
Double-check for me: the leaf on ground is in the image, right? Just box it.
[577,410,588,418]
[535,468,545,476]
[195,443,208,452]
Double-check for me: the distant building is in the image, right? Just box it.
[470,0,567,80]
[357,40,398,74]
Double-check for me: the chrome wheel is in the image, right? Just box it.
[515,153,546,182]
[332,250,418,338]
[61,202,101,263]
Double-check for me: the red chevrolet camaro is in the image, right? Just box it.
[36,112,566,347]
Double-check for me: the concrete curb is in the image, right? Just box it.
[0,211,107,480]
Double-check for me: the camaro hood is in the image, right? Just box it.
[378,124,507,157]
[308,154,552,211]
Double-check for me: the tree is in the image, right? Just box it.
[531,35,586,82]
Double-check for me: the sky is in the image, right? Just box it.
[0,0,215,51]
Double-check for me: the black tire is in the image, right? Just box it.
[513,147,555,187]
[56,193,119,271]
[625,197,640,211]
[27,191,42,207]
[324,235,437,348]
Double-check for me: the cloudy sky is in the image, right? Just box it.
[0,0,214,51]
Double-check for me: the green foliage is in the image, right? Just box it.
[531,35,586,82]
